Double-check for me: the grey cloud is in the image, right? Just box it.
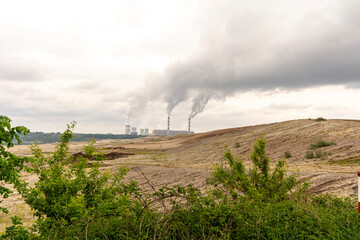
[126,0,360,121]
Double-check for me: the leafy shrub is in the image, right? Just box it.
[209,137,305,202]
[305,151,315,159]
[284,151,292,158]
[305,150,328,160]
[315,150,325,159]
[16,122,151,239]
[0,116,30,214]
[315,117,327,122]
[310,140,336,149]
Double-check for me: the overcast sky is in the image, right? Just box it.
[1,0,360,134]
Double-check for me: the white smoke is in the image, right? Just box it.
[189,94,210,119]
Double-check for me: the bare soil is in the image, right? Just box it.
[2,119,360,231]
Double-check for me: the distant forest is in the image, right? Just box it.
[19,132,145,144]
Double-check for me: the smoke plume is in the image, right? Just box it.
[126,0,360,122]
[189,94,210,119]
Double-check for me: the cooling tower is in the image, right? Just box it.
[125,125,131,134]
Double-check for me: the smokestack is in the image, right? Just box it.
[167,115,170,136]
[188,117,191,132]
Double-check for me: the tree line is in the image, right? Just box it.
[18,131,144,144]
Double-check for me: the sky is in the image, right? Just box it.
[1,0,360,134]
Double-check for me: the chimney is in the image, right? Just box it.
[167,115,170,136]
[188,117,191,132]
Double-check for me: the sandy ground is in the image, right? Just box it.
[2,119,360,231]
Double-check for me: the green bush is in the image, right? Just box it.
[315,150,325,159]
[305,151,315,159]
[284,151,292,158]
[306,150,328,159]
[15,122,152,239]
[310,140,336,149]
[209,137,305,202]
[0,116,30,214]
[315,117,327,122]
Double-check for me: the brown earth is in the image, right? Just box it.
[2,118,360,230]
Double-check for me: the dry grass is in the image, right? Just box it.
[0,204,34,233]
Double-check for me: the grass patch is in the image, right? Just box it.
[151,151,170,161]
[329,156,360,165]
[135,151,151,155]
[310,140,336,149]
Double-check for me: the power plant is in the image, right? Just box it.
[125,116,194,137]
[125,124,150,136]
[152,115,194,136]
[152,129,193,136]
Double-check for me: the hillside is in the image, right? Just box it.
[117,119,360,197]
[2,118,360,231]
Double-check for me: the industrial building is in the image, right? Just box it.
[125,115,193,137]
[139,128,150,135]
[152,129,194,136]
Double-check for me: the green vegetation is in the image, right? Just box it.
[2,116,360,239]
[329,155,360,165]
[315,150,325,159]
[315,117,327,122]
[305,150,329,160]
[0,116,30,214]
[18,132,144,144]
[305,140,336,159]
[305,151,315,159]
[310,140,336,149]
[151,151,169,161]
[284,150,292,158]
